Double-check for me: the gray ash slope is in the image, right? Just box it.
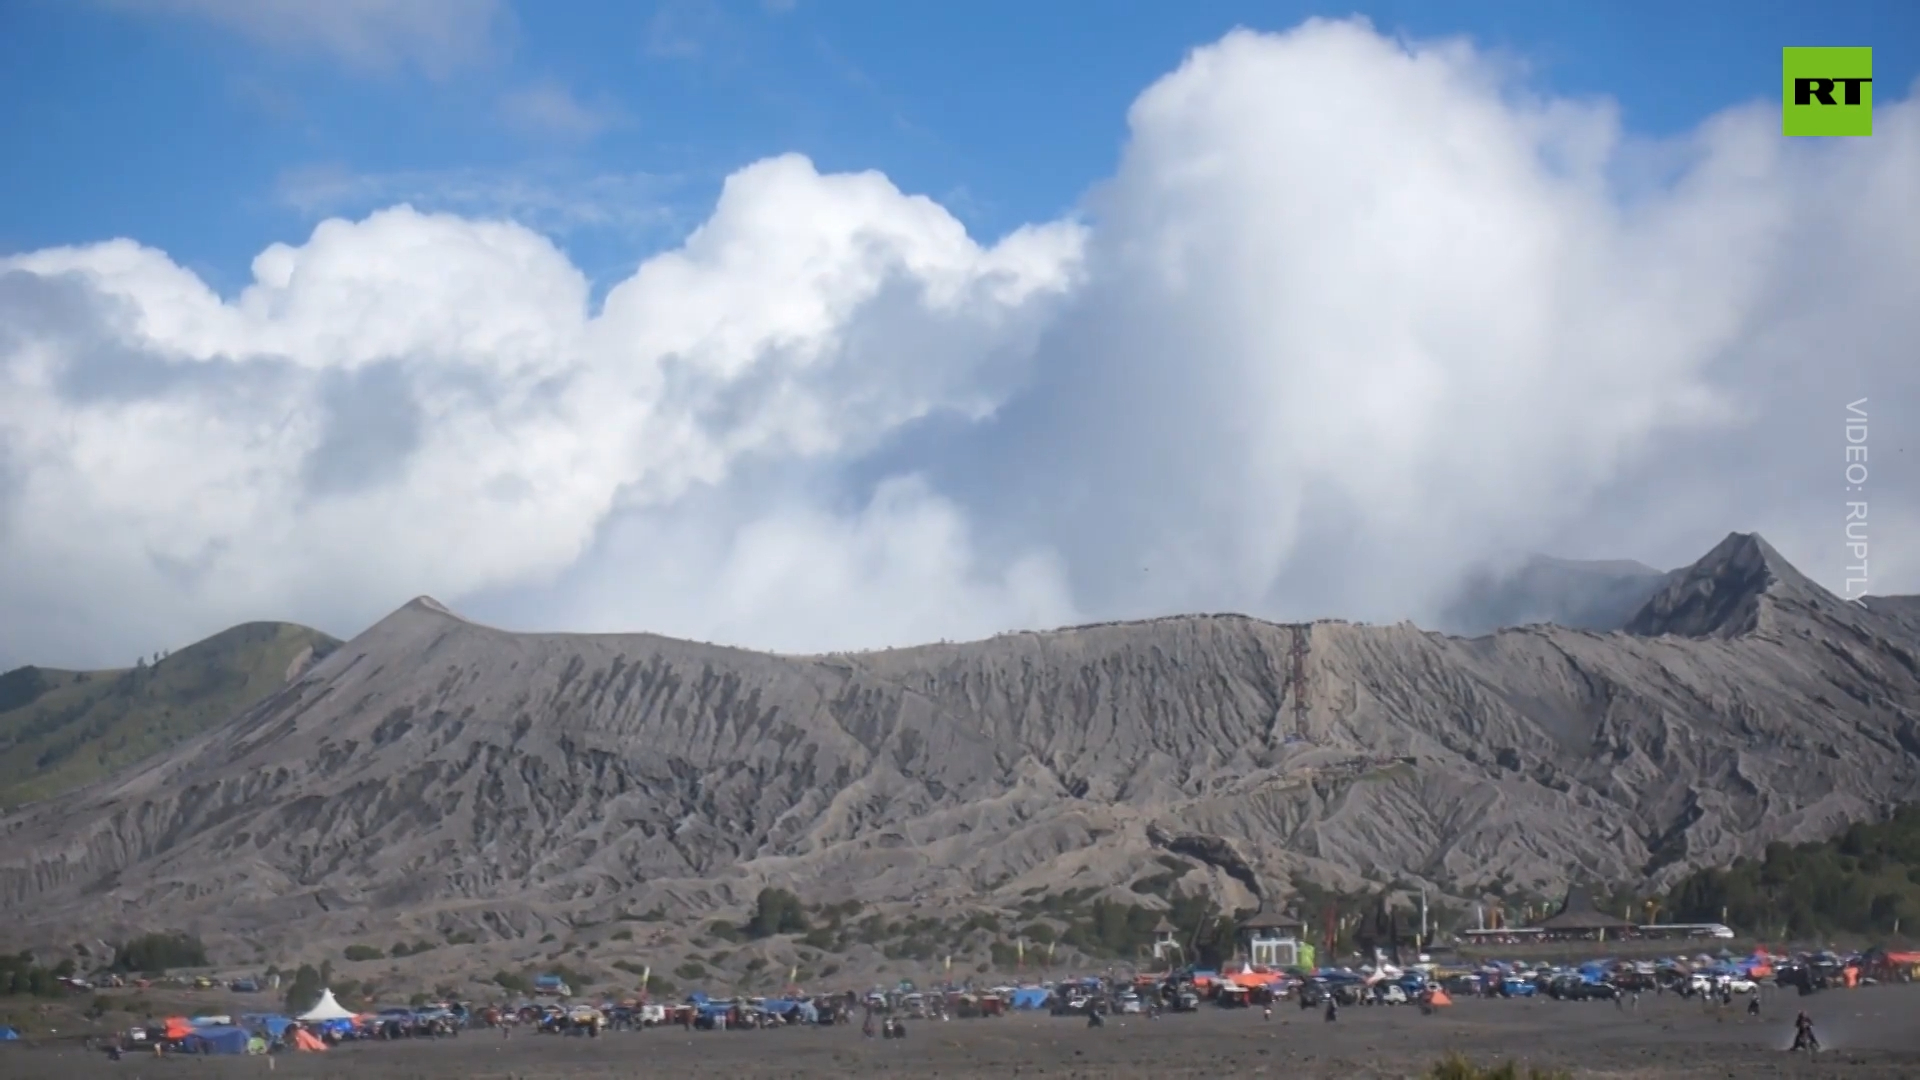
[1,533,1918,953]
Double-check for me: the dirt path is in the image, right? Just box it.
[7,986,1918,1078]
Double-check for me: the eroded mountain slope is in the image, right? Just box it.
[0,533,1915,961]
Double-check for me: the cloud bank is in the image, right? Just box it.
[3,20,1916,667]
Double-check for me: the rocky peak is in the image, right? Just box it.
[1623,532,1818,639]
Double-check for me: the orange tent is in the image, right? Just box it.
[1427,989,1453,1007]
[162,1017,193,1041]
[292,1029,327,1052]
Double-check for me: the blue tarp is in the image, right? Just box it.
[1009,987,1051,1010]
[240,1014,293,1038]
[185,1025,249,1055]
[0,1026,19,1040]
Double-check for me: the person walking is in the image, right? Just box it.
[1792,1011,1819,1052]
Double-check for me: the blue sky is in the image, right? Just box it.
[3,0,1914,294]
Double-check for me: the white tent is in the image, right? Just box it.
[297,989,356,1022]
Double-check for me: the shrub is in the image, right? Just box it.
[343,945,384,962]
[1429,1053,1572,1080]
[749,888,809,937]
[112,933,208,973]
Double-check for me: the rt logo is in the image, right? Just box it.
[1783,47,1872,136]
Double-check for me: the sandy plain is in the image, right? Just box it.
[5,984,1919,1079]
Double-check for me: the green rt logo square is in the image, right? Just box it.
[1783,47,1873,136]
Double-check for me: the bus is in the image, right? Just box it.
[1636,923,1735,940]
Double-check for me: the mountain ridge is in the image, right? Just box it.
[0,621,341,809]
[1439,554,1676,637]
[1625,533,1820,639]
[0,532,1916,985]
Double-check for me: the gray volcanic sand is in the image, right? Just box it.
[8,985,1920,1079]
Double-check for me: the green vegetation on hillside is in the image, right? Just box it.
[1664,804,1920,938]
[0,621,339,808]
[1,952,73,997]
[112,932,209,973]
[749,888,808,937]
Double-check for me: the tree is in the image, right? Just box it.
[112,932,208,973]
[1662,803,1920,937]
[749,888,808,938]
[284,964,323,1014]
[1165,890,1244,968]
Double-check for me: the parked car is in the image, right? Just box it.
[1500,978,1537,998]
[1567,981,1618,1002]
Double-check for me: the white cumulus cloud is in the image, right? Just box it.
[1,18,1916,669]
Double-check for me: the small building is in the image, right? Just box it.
[1151,917,1180,962]
[1534,884,1636,940]
[1238,910,1306,969]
